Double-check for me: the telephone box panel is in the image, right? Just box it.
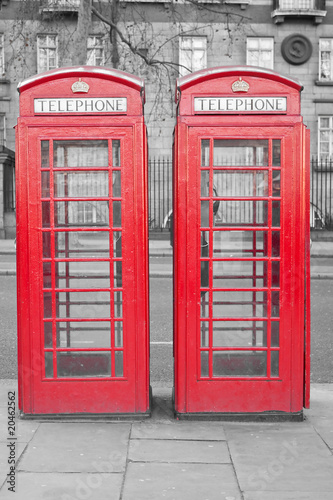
[16,67,149,415]
[173,67,310,419]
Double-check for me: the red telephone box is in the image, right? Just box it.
[16,67,149,416]
[173,66,311,419]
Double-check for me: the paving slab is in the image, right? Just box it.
[128,438,230,463]
[132,421,226,441]
[0,442,27,491]
[123,462,241,500]
[243,492,333,500]
[0,472,123,500]
[17,422,131,473]
[224,423,333,493]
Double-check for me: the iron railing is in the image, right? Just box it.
[148,157,172,231]
[311,157,333,230]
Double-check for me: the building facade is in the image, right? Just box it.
[0,0,333,236]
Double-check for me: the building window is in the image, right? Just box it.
[37,34,58,73]
[179,36,207,76]
[279,0,314,7]
[87,36,105,66]
[4,164,15,212]
[247,38,274,70]
[0,115,5,146]
[272,0,327,24]
[0,34,4,76]
[319,39,333,82]
[318,117,333,160]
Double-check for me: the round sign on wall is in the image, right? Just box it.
[281,34,313,65]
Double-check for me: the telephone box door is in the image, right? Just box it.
[174,124,307,416]
[19,125,149,415]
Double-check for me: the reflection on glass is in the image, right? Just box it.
[55,201,109,227]
[113,231,122,258]
[114,321,123,347]
[56,321,111,348]
[213,261,264,289]
[114,291,123,318]
[57,352,111,377]
[213,231,267,258]
[214,201,268,226]
[55,261,110,289]
[213,291,266,318]
[114,261,122,288]
[200,293,209,318]
[201,139,210,166]
[55,231,109,258]
[213,140,269,166]
[44,292,52,318]
[201,258,209,289]
[213,351,267,377]
[201,231,209,257]
[115,351,123,377]
[272,201,280,227]
[54,140,108,168]
[272,140,281,166]
[201,321,209,347]
[44,322,53,348]
[271,350,279,377]
[42,202,50,228]
[272,171,281,197]
[56,291,110,318]
[271,291,280,318]
[272,231,280,257]
[43,262,52,288]
[201,351,209,377]
[272,261,280,288]
[112,140,121,167]
[54,172,108,198]
[112,171,121,197]
[41,140,50,169]
[271,321,280,347]
[113,201,121,228]
[201,171,209,196]
[213,171,268,197]
[45,351,54,378]
[41,171,50,198]
[43,232,51,258]
[213,320,266,347]
[201,200,209,227]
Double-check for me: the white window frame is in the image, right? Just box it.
[37,34,58,73]
[87,35,105,66]
[0,114,6,147]
[179,36,207,77]
[0,34,4,76]
[318,116,333,161]
[246,37,274,70]
[319,38,333,82]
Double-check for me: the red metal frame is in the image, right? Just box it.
[16,67,149,415]
[173,67,310,417]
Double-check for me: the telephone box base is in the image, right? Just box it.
[175,411,304,422]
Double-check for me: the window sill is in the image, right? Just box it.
[271,9,327,24]
[315,80,333,86]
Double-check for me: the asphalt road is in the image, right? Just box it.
[0,275,332,384]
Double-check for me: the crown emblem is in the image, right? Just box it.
[231,77,250,93]
[71,78,90,93]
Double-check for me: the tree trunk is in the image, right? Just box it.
[72,0,92,66]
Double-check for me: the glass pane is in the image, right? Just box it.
[45,352,54,378]
[213,230,268,258]
[213,261,265,289]
[54,172,108,198]
[271,321,280,347]
[56,291,110,319]
[213,140,269,167]
[114,321,123,347]
[271,351,279,377]
[42,202,50,228]
[272,201,280,227]
[213,321,266,347]
[213,171,269,197]
[112,140,121,167]
[44,322,53,348]
[201,171,209,196]
[53,140,108,168]
[201,200,209,227]
[56,321,111,348]
[201,140,210,166]
[201,321,209,347]
[115,351,123,377]
[201,231,209,257]
[57,352,111,377]
[213,291,267,318]
[113,201,121,228]
[272,261,280,288]
[55,231,109,258]
[272,231,280,257]
[272,171,281,197]
[201,259,209,289]
[272,140,281,166]
[41,171,50,198]
[112,171,121,197]
[113,232,122,258]
[200,292,209,317]
[114,291,123,318]
[43,262,52,288]
[213,351,267,377]
[43,232,51,258]
[44,292,52,318]
[55,261,110,289]
[114,261,122,288]
[201,351,209,377]
[271,291,280,318]
[55,201,109,227]
[41,140,50,168]
[214,201,268,226]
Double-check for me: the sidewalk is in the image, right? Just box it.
[0,380,332,499]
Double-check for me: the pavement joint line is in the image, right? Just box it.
[120,424,133,500]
